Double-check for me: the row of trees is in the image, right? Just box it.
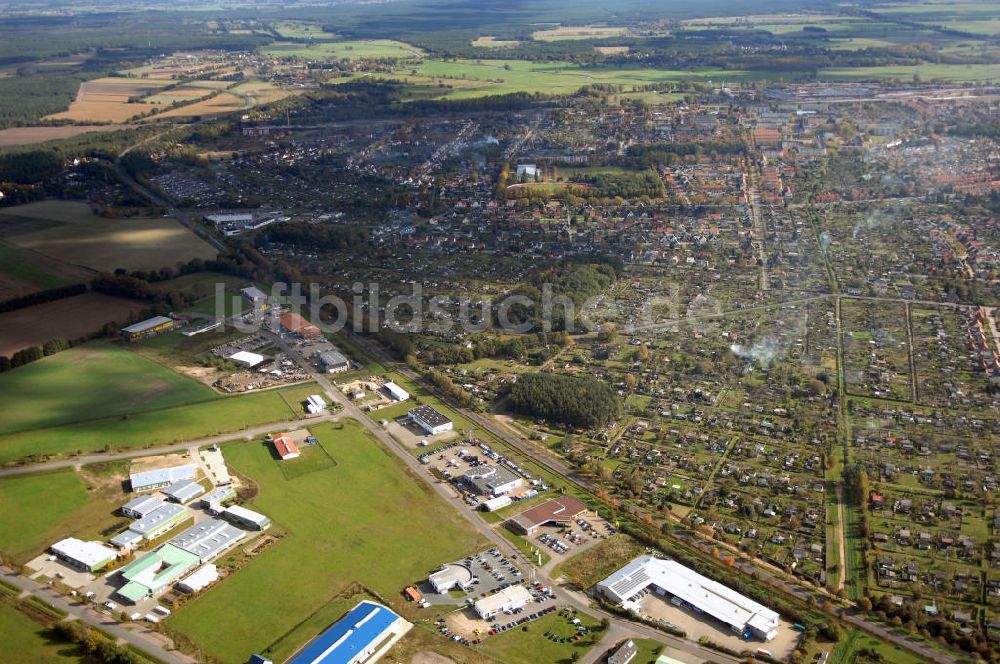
[50,619,153,664]
[507,372,622,428]
[0,337,71,373]
[0,283,86,314]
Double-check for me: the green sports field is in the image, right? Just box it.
[0,342,217,435]
[168,418,487,663]
[0,381,320,464]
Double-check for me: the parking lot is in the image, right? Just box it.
[388,416,459,449]
[417,548,526,607]
[443,581,564,642]
[514,514,616,569]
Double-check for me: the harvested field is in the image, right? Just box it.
[0,292,146,356]
[0,201,217,272]
[594,46,630,55]
[44,77,174,122]
[0,241,92,299]
[147,91,245,120]
[0,124,135,147]
[471,36,521,48]
[532,26,631,41]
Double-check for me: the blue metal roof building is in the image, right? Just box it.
[288,601,405,664]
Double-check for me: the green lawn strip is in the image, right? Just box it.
[0,342,217,435]
[842,502,867,601]
[630,638,670,664]
[478,609,602,664]
[0,383,318,464]
[825,486,841,593]
[167,418,488,663]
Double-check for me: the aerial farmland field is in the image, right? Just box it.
[0,342,216,434]
[0,201,217,273]
[0,380,319,464]
[0,293,147,357]
[263,39,424,61]
[43,77,171,123]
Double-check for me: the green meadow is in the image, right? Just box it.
[0,381,320,464]
[0,342,216,435]
[169,418,487,663]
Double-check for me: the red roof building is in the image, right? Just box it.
[278,312,321,338]
[506,497,588,535]
[272,433,300,460]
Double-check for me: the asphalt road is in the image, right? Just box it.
[0,412,340,478]
[112,162,228,253]
[267,331,739,664]
[1,568,196,664]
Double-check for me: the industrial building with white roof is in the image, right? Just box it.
[596,556,780,641]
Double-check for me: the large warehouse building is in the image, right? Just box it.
[279,311,321,339]
[473,584,532,620]
[408,405,453,435]
[287,600,411,664]
[115,544,200,603]
[50,538,117,572]
[129,463,197,492]
[597,556,780,641]
[506,496,587,535]
[121,316,175,341]
[463,465,522,497]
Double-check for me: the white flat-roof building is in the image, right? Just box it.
[130,464,196,492]
[224,505,270,531]
[408,405,453,436]
[128,503,189,541]
[229,350,266,367]
[474,584,532,619]
[110,529,143,552]
[177,564,219,593]
[121,495,166,519]
[463,465,522,497]
[51,538,117,572]
[428,564,472,594]
[306,394,327,414]
[169,518,246,562]
[201,486,236,513]
[383,382,409,402]
[162,479,205,504]
[597,556,780,641]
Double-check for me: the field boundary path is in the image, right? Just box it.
[0,412,340,478]
[835,485,848,594]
